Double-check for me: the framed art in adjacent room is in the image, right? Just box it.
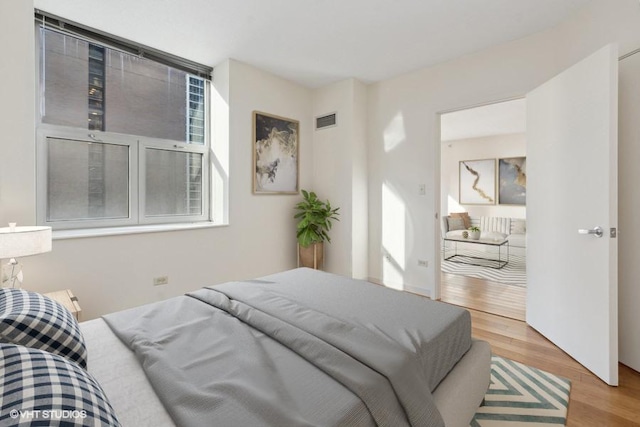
[498,157,527,205]
[252,111,299,194]
[459,158,496,205]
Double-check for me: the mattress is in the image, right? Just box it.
[81,268,491,426]
[240,268,473,391]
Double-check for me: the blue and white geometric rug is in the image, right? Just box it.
[472,356,571,426]
[441,248,527,287]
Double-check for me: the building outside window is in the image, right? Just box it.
[36,19,211,230]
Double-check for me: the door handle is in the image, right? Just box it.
[578,226,603,238]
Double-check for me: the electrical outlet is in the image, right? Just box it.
[153,276,169,286]
[418,260,428,267]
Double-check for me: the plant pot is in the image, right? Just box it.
[298,242,324,269]
[469,231,481,240]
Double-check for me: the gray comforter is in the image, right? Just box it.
[103,268,471,427]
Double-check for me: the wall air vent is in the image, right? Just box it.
[315,112,337,130]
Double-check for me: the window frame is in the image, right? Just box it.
[138,137,210,226]
[36,125,139,229]
[34,19,213,231]
[37,125,211,229]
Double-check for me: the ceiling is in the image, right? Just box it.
[33,0,592,88]
[440,98,526,142]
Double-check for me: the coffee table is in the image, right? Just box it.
[443,236,509,269]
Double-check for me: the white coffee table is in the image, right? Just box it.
[443,236,509,269]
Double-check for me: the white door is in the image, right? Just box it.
[526,44,618,385]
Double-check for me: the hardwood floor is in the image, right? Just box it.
[440,271,526,320]
[471,308,640,426]
[439,271,640,425]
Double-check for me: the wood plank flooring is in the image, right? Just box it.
[439,271,640,425]
[440,271,526,320]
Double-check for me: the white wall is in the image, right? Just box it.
[351,80,369,279]
[441,133,526,219]
[367,28,559,296]
[367,0,640,370]
[0,0,314,321]
[0,0,36,224]
[311,79,368,278]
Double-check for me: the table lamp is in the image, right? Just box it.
[0,223,52,288]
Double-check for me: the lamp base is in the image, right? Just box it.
[1,259,23,288]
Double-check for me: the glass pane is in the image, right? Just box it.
[105,52,189,141]
[41,30,90,128]
[145,149,203,216]
[40,28,206,144]
[47,138,129,221]
[188,77,206,144]
[88,44,106,131]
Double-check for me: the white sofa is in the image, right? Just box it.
[442,215,526,253]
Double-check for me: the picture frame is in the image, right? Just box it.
[459,158,496,205]
[252,111,299,194]
[498,157,526,205]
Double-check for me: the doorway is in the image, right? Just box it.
[438,98,527,320]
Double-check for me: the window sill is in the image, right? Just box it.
[53,221,226,240]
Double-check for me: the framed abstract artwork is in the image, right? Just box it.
[459,159,496,205]
[252,111,299,194]
[498,157,527,205]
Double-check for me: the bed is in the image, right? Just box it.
[1,268,490,427]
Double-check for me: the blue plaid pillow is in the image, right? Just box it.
[0,344,121,426]
[0,289,88,368]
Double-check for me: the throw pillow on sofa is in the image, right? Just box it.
[447,217,466,231]
[450,212,471,229]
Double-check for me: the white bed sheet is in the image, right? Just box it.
[81,319,490,427]
[81,319,175,426]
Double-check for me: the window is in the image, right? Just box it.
[35,17,212,230]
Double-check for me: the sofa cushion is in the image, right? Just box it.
[480,217,511,235]
[447,217,466,231]
[450,212,471,229]
[445,230,467,239]
[512,220,526,234]
[482,231,508,241]
[508,233,526,248]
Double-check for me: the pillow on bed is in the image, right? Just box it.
[0,288,88,368]
[0,344,121,426]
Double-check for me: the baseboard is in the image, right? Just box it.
[403,284,431,298]
[367,277,432,299]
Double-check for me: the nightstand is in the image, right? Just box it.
[43,289,82,321]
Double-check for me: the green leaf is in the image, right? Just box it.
[294,189,340,246]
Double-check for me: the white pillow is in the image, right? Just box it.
[482,231,508,241]
[512,220,526,234]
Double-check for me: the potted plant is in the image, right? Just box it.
[294,190,340,269]
[468,226,481,240]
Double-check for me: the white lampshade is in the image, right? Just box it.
[0,225,52,259]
